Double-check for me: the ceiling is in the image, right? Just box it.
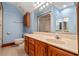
[10,2,36,14]
[53,2,74,10]
[9,2,75,15]
[10,2,45,15]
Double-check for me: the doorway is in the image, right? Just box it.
[38,14,51,32]
[0,3,3,47]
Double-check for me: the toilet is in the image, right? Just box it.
[14,38,24,46]
[14,38,25,53]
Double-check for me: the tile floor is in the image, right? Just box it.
[0,45,28,56]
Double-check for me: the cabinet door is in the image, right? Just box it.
[48,45,54,56]
[26,13,30,27]
[24,14,27,26]
[24,13,30,27]
[28,37,35,56]
[35,40,47,56]
[24,36,29,54]
[48,45,74,56]
[53,46,74,56]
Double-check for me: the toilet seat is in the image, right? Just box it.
[14,38,24,45]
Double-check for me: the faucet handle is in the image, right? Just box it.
[56,35,60,39]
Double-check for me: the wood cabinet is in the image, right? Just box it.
[35,40,47,56]
[24,36,29,54]
[28,37,35,56]
[24,12,30,27]
[48,45,75,56]
[24,36,77,56]
[24,36,35,56]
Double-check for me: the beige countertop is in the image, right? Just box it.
[24,32,78,54]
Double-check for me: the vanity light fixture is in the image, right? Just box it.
[58,19,62,22]
[39,2,50,11]
[63,17,69,22]
[49,2,53,4]
[63,5,67,8]
[46,3,49,6]
[36,2,41,5]
[40,6,43,10]
[43,5,46,8]
[33,2,41,6]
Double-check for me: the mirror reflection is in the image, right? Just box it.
[56,17,69,32]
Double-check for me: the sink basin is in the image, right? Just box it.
[46,39,65,44]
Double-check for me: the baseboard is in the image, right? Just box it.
[2,42,15,47]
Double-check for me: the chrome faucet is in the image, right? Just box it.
[55,35,60,39]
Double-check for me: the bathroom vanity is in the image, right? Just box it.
[23,2,79,56]
[24,32,78,56]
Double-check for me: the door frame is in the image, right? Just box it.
[0,2,3,47]
[77,2,79,55]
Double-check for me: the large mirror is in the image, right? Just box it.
[56,16,77,35]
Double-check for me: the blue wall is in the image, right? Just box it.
[51,7,60,32]
[3,2,23,44]
[29,12,38,33]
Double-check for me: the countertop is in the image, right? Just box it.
[24,32,78,54]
